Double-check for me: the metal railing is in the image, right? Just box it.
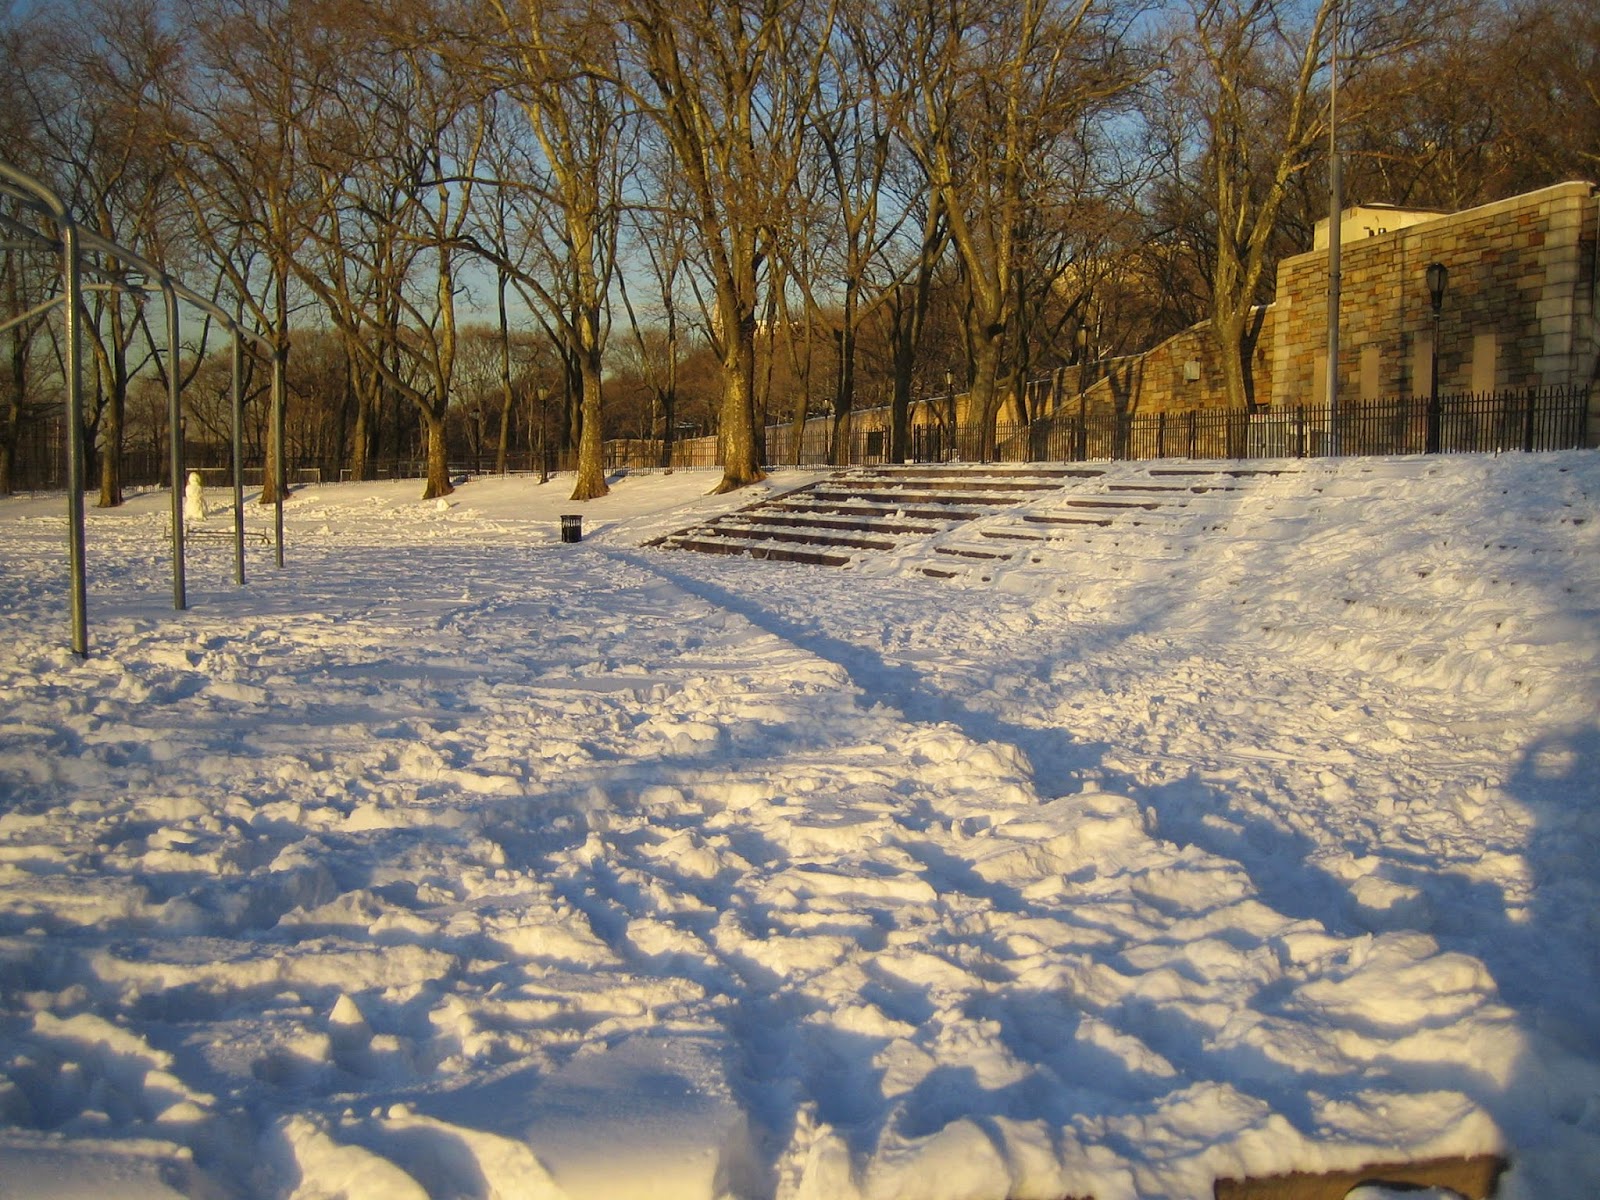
[574,385,1590,472]
[7,386,1590,498]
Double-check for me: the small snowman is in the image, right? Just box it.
[183,471,208,524]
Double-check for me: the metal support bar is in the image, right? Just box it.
[273,353,285,567]
[2,160,89,656]
[4,155,280,654]
[62,218,87,656]
[164,278,186,610]
[231,337,245,583]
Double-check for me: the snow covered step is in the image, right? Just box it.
[721,511,940,537]
[840,464,1103,482]
[1147,465,1301,478]
[833,475,1073,494]
[806,486,1033,507]
[1023,512,1116,528]
[933,544,1014,561]
[769,498,992,522]
[1064,497,1165,511]
[1214,1152,1507,1200]
[656,536,852,566]
[978,528,1047,542]
[702,524,897,552]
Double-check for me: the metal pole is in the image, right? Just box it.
[1326,152,1342,454]
[5,157,277,649]
[4,160,89,655]
[231,335,246,584]
[539,386,549,484]
[63,218,88,657]
[273,352,285,567]
[164,278,186,610]
[1325,3,1341,456]
[1428,304,1442,453]
[1426,261,1447,454]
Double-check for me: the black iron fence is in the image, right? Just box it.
[594,385,1590,472]
[2,385,1589,495]
[996,386,1591,465]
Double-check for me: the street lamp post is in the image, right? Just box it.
[537,385,550,483]
[1425,262,1448,453]
[943,368,956,462]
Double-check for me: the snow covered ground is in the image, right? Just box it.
[0,452,1596,1200]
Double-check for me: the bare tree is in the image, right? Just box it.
[904,0,1140,458]
[618,156,695,470]
[1173,0,1430,410]
[789,0,921,465]
[0,14,63,496]
[167,0,352,504]
[13,0,186,506]
[473,0,633,501]
[279,0,489,500]
[616,0,832,493]
[1342,0,1599,210]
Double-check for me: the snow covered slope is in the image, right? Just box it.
[0,453,1596,1199]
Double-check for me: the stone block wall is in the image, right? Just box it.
[1056,309,1278,419]
[1270,181,1599,407]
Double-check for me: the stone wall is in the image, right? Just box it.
[1028,181,1597,421]
[1270,180,1600,407]
[1033,309,1278,420]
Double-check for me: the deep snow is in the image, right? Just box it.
[0,452,1596,1200]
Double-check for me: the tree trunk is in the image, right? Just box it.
[420,405,453,500]
[1213,304,1252,412]
[1,277,29,495]
[658,390,675,469]
[97,387,124,507]
[830,300,857,467]
[260,266,290,505]
[569,342,609,500]
[712,311,765,494]
[889,291,921,464]
[968,321,1005,462]
[495,271,514,475]
[94,302,128,508]
[349,358,378,482]
[0,328,22,496]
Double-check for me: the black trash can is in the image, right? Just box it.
[560,514,582,543]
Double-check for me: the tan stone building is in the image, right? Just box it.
[1060,180,1599,423]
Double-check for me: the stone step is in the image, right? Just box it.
[934,545,1013,561]
[832,476,1067,494]
[1023,513,1115,527]
[809,487,1030,508]
[724,511,939,537]
[979,529,1047,542]
[683,524,896,552]
[1064,498,1165,511]
[844,466,1103,485]
[769,499,991,522]
[1148,466,1298,478]
[659,537,851,567]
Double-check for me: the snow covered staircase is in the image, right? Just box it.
[648,465,1103,566]
[916,462,1305,582]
